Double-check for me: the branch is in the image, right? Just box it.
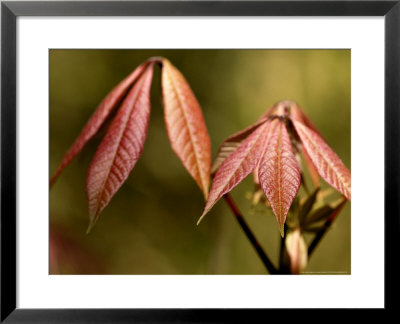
[223,193,278,274]
[308,198,347,257]
[278,225,290,274]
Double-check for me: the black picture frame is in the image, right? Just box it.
[1,0,399,322]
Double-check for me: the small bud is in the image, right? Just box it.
[286,228,308,274]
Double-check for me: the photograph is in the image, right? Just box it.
[49,49,351,275]
[2,0,396,320]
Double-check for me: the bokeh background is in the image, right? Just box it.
[49,49,351,274]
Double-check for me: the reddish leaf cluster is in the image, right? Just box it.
[51,59,350,239]
[50,58,211,231]
[200,100,351,236]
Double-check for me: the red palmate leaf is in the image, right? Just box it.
[212,103,275,181]
[162,59,211,199]
[211,102,307,183]
[86,64,154,230]
[293,121,351,200]
[286,101,321,188]
[253,101,294,186]
[198,120,272,224]
[50,61,150,187]
[211,117,269,174]
[258,119,301,237]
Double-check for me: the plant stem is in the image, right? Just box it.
[308,199,347,257]
[223,193,278,274]
[278,225,290,274]
[279,233,285,266]
[308,223,330,256]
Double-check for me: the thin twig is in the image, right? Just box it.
[308,198,347,257]
[308,225,330,256]
[223,193,278,274]
[278,225,290,274]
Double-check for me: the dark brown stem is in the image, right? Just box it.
[279,232,285,266]
[308,222,331,256]
[223,193,278,274]
[308,199,347,257]
[278,225,290,274]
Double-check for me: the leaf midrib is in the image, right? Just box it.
[297,122,350,194]
[277,123,283,228]
[92,69,148,220]
[165,64,208,198]
[221,123,268,194]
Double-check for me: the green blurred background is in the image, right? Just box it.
[49,50,351,274]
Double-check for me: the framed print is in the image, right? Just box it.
[1,0,399,321]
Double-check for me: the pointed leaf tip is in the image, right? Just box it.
[201,121,272,221]
[162,59,211,200]
[280,225,285,238]
[86,221,95,234]
[86,64,154,226]
[258,120,301,234]
[293,121,351,200]
[197,213,205,226]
